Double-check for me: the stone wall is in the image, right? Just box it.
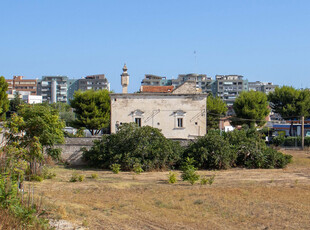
[57,137,101,165]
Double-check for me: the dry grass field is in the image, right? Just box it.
[28,149,310,230]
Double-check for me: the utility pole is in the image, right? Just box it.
[302,116,305,150]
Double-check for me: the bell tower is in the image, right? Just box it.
[121,63,129,93]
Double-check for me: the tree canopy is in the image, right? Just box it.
[0,76,9,120]
[50,102,75,126]
[268,86,310,119]
[207,95,227,130]
[70,90,110,135]
[232,91,270,127]
[17,104,65,158]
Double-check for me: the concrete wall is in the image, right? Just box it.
[57,137,101,165]
[110,93,207,139]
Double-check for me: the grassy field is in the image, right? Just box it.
[28,149,310,230]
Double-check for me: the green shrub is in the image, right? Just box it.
[272,136,285,146]
[70,172,85,182]
[110,164,121,174]
[29,175,43,182]
[181,158,200,185]
[133,163,143,174]
[78,175,85,182]
[42,167,56,179]
[183,129,292,170]
[184,130,233,169]
[83,123,183,171]
[91,173,98,179]
[200,174,215,185]
[168,171,177,184]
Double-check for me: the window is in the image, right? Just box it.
[177,118,183,128]
[135,118,141,127]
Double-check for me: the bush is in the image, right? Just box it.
[184,128,292,170]
[110,164,121,174]
[167,171,177,184]
[42,167,56,179]
[91,174,98,179]
[184,130,233,169]
[83,123,183,171]
[133,163,143,174]
[70,172,84,182]
[200,174,215,185]
[29,175,43,182]
[78,175,85,182]
[181,158,200,185]
[272,136,285,146]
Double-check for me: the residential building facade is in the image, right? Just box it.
[214,75,248,106]
[110,93,207,139]
[248,81,278,94]
[6,76,37,99]
[37,76,68,103]
[78,74,110,91]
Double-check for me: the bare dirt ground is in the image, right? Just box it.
[29,149,310,230]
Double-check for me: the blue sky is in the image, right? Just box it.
[0,0,309,93]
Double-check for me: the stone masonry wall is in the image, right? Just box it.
[57,137,101,166]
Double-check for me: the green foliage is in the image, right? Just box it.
[69,172,85,182]
[42,167,56,179]
[184,129,292,170]
[207,95,227,130]
[18,104,65,150]
[133,163,143,174]
[181,158,200,185]
[200,174,215,185]
[70,90,110,135]
[272,136,310,147]
[29,175,43,182]
[271,136,285,146]
[268,86,310,118]
[7,92,24,117]
[184,130,233,169]
[268,86,310,136]
[83,123,182,171]
[50,102,75,126]
[167,171,178,184]
[0,76,9,120]
[232,91,270,127]
[78,175,85,182]
[91,173,98,179]
[110,164,121,174]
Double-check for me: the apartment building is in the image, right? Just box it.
[37,76,68,103]
[248,81,278,94]
[215,75,248,106]
[78,74,110,91]
[6,76,37,99]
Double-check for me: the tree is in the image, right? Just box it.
[0,76,9,120]
[70,90,110,135]
[268,86,310,135]
[50,102,75,126]
[7,91,24,117]
[232,91,270,127]
[17,104,65,159]
[207,95,227,130]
